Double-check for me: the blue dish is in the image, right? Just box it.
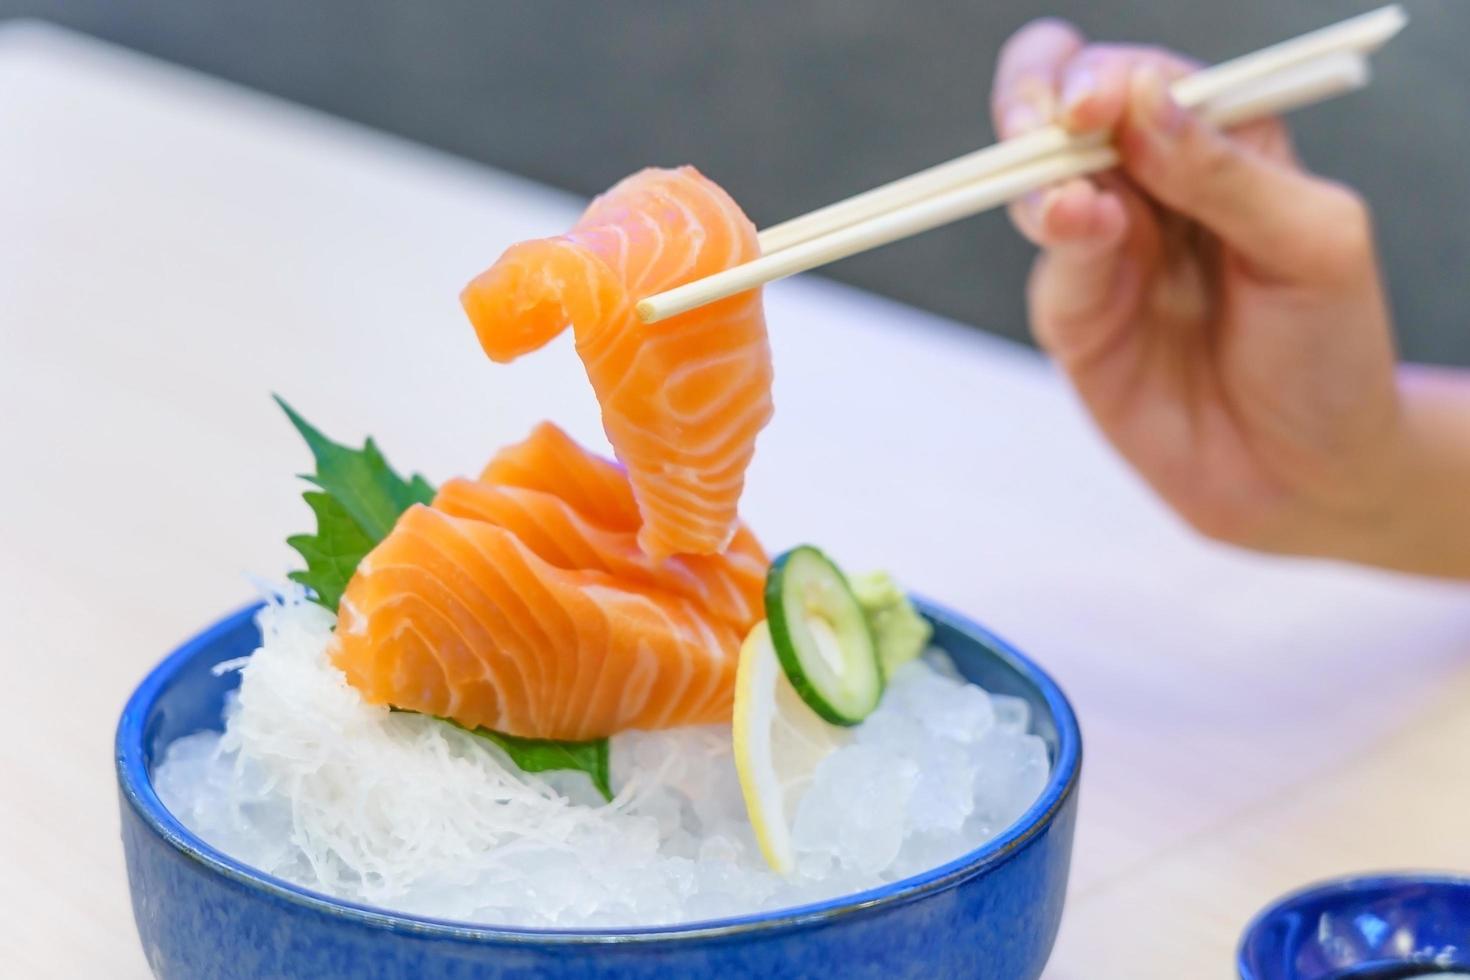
[1239,874,1470,979]
[117,599,1082,979]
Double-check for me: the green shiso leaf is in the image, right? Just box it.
[461,724,613,803]
[276,394,435,541]
[279,395,611,801]
[285,492,376,612]
[388,709,614,803]
[276,394,436,611]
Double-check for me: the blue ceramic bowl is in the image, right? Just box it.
[117,599,1081,979]
[1239,874,1470,979]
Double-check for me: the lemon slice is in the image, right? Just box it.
[732,621,850,873]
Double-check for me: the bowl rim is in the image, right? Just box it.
[1236,870,1470,979]
[116,595,1082,946]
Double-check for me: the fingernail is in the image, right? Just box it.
[1003,104,1042,138]
[1136,66,1186,136]
[1060,66,1096,119]
[1016,188,1046,223]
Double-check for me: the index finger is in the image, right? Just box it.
[1059,44,1200,132]
[991,18,1086,138]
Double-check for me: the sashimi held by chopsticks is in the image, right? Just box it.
[461,166,774,562]
[635,4,1407,324]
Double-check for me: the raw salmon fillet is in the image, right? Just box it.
[460,166,773,560]
[331,423,767,741]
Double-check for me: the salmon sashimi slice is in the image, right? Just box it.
[438,422,767,628]
[434,482,766,630]
[476,420,640,533]
[331,424,767,740]
[460,166,774,561]
[333,507,740,740]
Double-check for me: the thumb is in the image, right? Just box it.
[1118,66,1370,284]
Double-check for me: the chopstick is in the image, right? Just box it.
[638,53,1368,325]
[1204,50,1370,130]
[635,5,1406,325]
[752,5,1404,260]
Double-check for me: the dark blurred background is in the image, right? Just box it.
[6,0,1467,363]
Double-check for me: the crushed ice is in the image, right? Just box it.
[154,594,1051,927]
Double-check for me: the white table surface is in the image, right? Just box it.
[4,22,1469,979]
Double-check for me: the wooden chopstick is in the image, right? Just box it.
[754,4,1406,258]
[635,6,1405,325]
[1204,51,1369,130]
[637,54,1368,325]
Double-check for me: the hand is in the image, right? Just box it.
[990,20,1429,570]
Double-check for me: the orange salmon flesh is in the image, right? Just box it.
[331,423,768,741]
[460,166,774,561]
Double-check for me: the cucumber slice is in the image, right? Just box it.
[764,546,883,725]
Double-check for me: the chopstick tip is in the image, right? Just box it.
[635,298,661,324]
[1376,3,1410,40]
